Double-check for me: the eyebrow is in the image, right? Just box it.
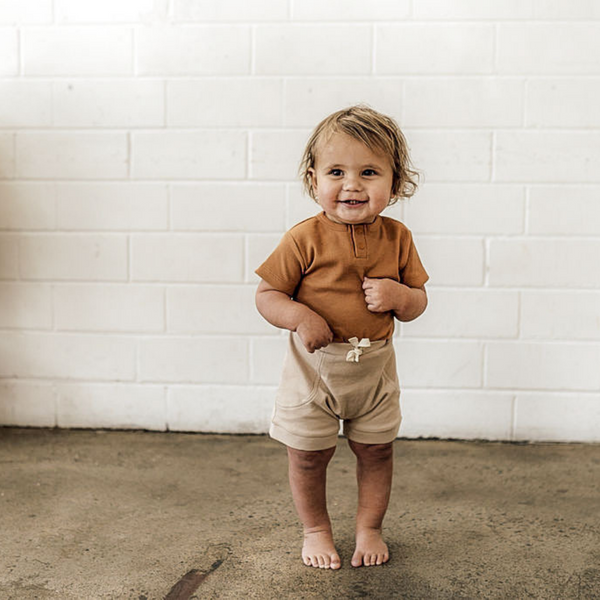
[324,163,383,170]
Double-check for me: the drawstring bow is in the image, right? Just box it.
[345,337,371,363]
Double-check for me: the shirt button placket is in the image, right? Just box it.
[352,224,368,258]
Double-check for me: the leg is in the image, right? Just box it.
[348,439,394,567]
[287,445,341,569]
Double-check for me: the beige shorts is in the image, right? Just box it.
[270,332,402,451]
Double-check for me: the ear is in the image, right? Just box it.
[308,167,319,198]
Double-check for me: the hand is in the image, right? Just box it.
[295,312,333,353]
[362,276,407,313]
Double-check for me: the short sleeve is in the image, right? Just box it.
[255,231,305,296]
[399,230,429,288]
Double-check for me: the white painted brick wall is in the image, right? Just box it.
[1,0,599,442]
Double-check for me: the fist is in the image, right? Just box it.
[296,312,333,353]
[362,276,403,313]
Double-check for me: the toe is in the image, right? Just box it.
[330,555,342,570]
[351,553,362,568]
[303,555,311,567]
[310,555,319,568]
[318,555,326,568]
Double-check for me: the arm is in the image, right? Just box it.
[255,279,333,352]
[362,277,428,322]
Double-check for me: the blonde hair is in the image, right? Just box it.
[299,104,419,205]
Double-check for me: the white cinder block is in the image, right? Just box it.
[54,284,164,333]
[131,234,244,282]
[402,289,519,339]
[0,0,52,24]
[0,236,18,279]
[405,184,524,235]
[56,183,168,231]
[255,25,372,75]
[0,381,55,427]
[514,393,600,442]
[16,133,128,180]
[409,131,492,182]
[533,1,600,19]
[489,239,600,288]
[22,27,132,76]
[0,283,52,329]
[56,0,159,23]
[250,130,310,181]
[293,0,409,20]
[136,25,250,75]
[521,291,600,341]
[0,183,56,230]
[56,383,166,430]
[486,342,600,391]
[404,79,523,128]
[400,391,514,441]
[395,340,483,388]
[167,79,282,127]
[286,184,323,229]
[0,333,136,380]
[527,79,600,128]
[19,234,128,281]
[529,186,600,236]
[54,81,164,127]
[413,0,533,19]
[132,131,246,180]
[283,79,403,127]
[498,24,600,75]
[168,385,274,434]
[376,24,494,74]
[0,82,52,127]
[173,0,288,21]
[248,233,284,283]
[251,336,287,384]
[0,28,18,75]
[171,183,285,232]
[0,133,15,179]
[416,237,484,286]
[495,132,600,183]
[138,337,248,383]
[167,285,272,334]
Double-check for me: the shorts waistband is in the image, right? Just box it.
[312,336,391,356]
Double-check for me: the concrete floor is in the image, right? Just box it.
[0,429,599,600]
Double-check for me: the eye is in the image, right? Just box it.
[362,169,378,176]
[328,169,343,177]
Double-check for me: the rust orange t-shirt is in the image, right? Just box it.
[255,211,429,342]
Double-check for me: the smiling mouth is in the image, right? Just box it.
[339,200,367,205]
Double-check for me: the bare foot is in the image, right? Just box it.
[351,527,389,567]
[302,528,342,569]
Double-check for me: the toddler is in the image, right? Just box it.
[255,105,429,569]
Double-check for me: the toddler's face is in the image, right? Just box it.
[309,132,394,225]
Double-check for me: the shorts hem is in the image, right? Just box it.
[269,423,339,452]
[345,426,401,446]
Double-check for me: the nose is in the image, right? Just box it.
[342,173,362,191]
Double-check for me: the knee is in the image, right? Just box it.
[349,441,394,463]
[288,446,335,471]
